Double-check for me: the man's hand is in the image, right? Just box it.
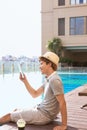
[19,73,27,83]
[53,125,67,130]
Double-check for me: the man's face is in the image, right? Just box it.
[39,60,49,75]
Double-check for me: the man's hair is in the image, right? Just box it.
[39,57,57,71]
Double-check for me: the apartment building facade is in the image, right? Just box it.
[41,0,87,66]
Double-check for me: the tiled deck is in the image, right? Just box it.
[0,84,87,130]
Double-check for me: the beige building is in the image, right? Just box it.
[41,0,87,66]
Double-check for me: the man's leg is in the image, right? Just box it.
[0,113,11,125]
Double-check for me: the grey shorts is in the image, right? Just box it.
[10,106,51,125]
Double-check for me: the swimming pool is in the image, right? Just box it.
[59,73,87,93]
[0,72,87,116]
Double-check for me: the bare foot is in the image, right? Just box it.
[0,113,11,125]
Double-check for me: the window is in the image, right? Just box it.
[70,17,87,35]
[70,0,87,4]
[58,0,65,6]
[58,18,65,35]
[80,0,84,4]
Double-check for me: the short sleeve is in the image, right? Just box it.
[50,79,64,95]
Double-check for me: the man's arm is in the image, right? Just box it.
[53,94,67,130]
[19,73,44,98]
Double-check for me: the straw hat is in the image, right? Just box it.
[39,52,59,66]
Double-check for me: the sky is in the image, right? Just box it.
[0,0,41,58]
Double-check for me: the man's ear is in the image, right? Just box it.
[49,62,52,67]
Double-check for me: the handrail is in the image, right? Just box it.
[0,61,87,75]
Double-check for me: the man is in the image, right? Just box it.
[0,52,67,130]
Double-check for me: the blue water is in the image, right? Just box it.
[0,72,87,116]
[59,73,87,93]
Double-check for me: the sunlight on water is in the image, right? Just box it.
[0,72,43,116]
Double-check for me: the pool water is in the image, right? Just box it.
[0,72,42,116]
[0,72,87,116]
[59,73,87,93]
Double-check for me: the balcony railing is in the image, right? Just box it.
[0,61,87,77]
[0,60,40,77]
